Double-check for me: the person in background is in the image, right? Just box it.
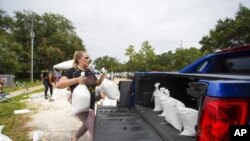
[41,71,54,99]
[0,78,4,93]
[53,69,61,85]
[56,51,105,141]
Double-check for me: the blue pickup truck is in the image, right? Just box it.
[94,45,250,141]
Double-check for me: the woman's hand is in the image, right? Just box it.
[75,76,85,84]
[68,94,72,104]
[96,73,106,86]
[100,73,106,79]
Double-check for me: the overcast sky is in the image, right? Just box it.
[1,0,250,62]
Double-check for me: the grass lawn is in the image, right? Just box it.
[0,88,44,141]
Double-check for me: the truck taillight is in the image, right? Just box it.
[197,96,250,141]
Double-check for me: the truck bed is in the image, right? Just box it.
[94,105,195,141]
[135,105,195,141]
[94,106,163,141]
[94,73,250,141]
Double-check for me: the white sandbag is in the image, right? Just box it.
[164,97,185,131]
[153,83,163,111]
[95,86,103,97]
[61,89,71,100]
[161,97,185,116]
[14,109,30,114]
[102,97,117,106]
[51,88,60,100]
[32,130,44,141]
[164,89,170,97]
[101,67,107,74]
[158,95,169,116]
[71,84,90,115]
[153,94,162,111]
[178,107,198,136]
[158,89,170,115]
[0,125,12,141]
[51,88,70,100]
[101,78,120,100]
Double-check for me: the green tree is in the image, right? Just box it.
[140,41,157,71]
[156,51,175,71]
[125,45,139,71]
[0,9,85,76]
[93,56,122,72]
[0,9,23,74]
[124,41,156,71]
[173,47,208,70]
[12,10,85,73]
[200,5,250,52]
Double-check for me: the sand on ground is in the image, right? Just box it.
[26,78,129,141]
[26,91,88,141]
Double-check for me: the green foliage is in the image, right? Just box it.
[0,83,43,140]
[125,41,157,71]
[93,56,122,72]
[1,4,248,74]
[200,5,250,51]
[0,9,85,75]
[140,41,157,71]
[173,47,208,70]
[125,45,138,71]
[156,51,175,71]
[0,94,31,141]
[0,9,13,33]
[0,10,21,73]
[0,34,23,73]
[124,41,208,72]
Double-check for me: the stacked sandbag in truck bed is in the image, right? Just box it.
[152,82,198,136]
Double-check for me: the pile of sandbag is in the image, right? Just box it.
[152,83,198,136]
[51,88,71,100]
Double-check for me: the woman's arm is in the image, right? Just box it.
[96,73,106,86]
[56,76,84,89]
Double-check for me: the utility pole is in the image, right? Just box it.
[30,16,35,82]
[145,52,148,72]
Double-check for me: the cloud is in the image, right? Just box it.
[1,0,250,62]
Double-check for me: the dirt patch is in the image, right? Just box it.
[26,92,88,141]
[25,78,130,141]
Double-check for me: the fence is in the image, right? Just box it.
[0,75,15,86]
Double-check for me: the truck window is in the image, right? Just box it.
[195,61,209,72]
[225,56,250,74]
[212,56,250,75]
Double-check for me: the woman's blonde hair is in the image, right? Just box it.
[73,51,86,68]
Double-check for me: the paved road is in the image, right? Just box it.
[8,85,44,98]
